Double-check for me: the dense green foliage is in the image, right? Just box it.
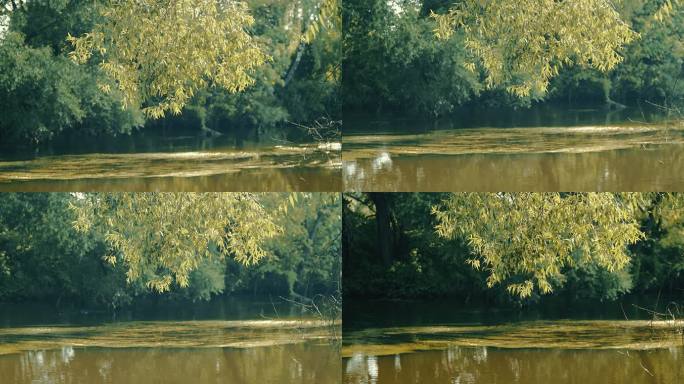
[225,193,341,298]
[0,193,340,308]
[343,0,480,116]
[0,0,339,146]
[155,0,341,132]
[344,193,684,304]
[343,0,684,115]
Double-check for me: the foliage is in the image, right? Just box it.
[344,193,684,304]
[434,193,645,298]
[0,31,142,144]
[0,0,339,146]
[432,0,636,99]
[548,0,684,104]
[342,0,479,115]
[0,193,131,307]
[165,0,341,132]
[0,193,339,308]
[71,193,280,293]
[0,0,144,146]
[302,0,340,44]
[613,0,684,102]
[630,193,684,292]
[342,0,683,116]
[559,262,634,301]
[225,193,341,297]
[343,193,493,299]
[68,0,267,118]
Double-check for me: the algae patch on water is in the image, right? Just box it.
[342,124,684,160]
[0,319,335,355]
[0,143,341,182]
[342,320,684,358]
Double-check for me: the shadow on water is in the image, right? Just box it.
[342,105,684,191]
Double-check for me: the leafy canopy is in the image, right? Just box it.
[68,0,267,118]
[72,193,280,293]
[433,0,637,98]
[302,0,341,44]
[434,193,645,298]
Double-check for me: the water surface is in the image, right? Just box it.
[0,128,341,191]
[343,297,684,383]
[0,297,340,383]
[343,106,684,191]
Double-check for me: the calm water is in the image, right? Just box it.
[0,297,340,383]
[343,297,684,384]
[343,106,684,191]
[0,128,341,192]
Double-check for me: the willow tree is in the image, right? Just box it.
[71,193,280,293]
[432,0,637,98]
[434,193,645,298]
[67,0,267,118]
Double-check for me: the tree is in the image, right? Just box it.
[71,193,280,293]
[432,0,637,99]
[0,30,144,144]
[634,193,684,291]
[0,193,129,306]
[368,193,394,267]
[68,0,268,118]
[342,0,479,115]
[434,193,645,298]
[225,193,341,298]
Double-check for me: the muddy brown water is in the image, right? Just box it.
[0,128,341,192]
[343,297,684,383]
[0,298,340,384]
[343,107,684,191]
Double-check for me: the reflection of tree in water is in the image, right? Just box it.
[344,144,684,191]
[344,346,684,384]
[3,343,339,384]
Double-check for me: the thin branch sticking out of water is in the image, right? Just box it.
[280,293,342,345]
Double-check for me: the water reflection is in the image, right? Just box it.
[343,297,684,383]
[343,110,684,191]
[2,343,339,384]
[343,346,684,384]
[0,299,341,383]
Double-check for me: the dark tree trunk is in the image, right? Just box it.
[369,193,393,267]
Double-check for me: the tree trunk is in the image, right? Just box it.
[369,193,393,267]
[284,41,306,87]
[601,78,626,110]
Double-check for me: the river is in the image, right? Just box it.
[343,296,684,384]
[0,297,340,383]
[343,105,684,191]
[0,127,341,192]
